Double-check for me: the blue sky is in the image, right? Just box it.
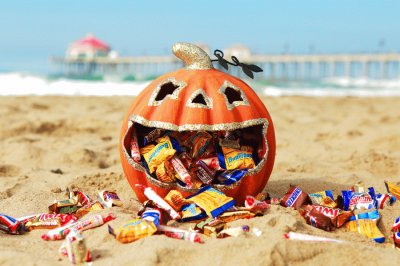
[0,0,399,73]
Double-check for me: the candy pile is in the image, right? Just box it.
[0,189,122,264]
[2,180,400,264]
[281,180,400,245]
[130,126,264,188]
[108,185,268,244]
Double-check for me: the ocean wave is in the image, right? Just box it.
[0,72,150,96]
[1,72,400,97]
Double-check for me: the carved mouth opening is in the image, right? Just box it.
[122,115,269,192]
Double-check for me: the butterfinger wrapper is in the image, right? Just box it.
[280,185,309,209]
[221,147,255,170]
[164,190,187,211]
[108,219,157,244]
[180,204,207,222]
[143,137,176,173]
[186,186,235,218]
[346,219,385,243]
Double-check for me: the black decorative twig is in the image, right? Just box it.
[211,49,263,79]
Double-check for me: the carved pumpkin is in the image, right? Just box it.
[120,42,275,204]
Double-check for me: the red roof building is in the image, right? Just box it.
[66,33,111,59]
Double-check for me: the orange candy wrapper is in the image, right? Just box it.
[108,219,157,243]
[164,190,187,211]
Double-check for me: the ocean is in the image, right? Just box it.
[1,72,400,97]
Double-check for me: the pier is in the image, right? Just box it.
[50,52,400,81]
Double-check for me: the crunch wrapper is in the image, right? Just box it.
[143,136,176,173]
[220,147,255,170]
[186,186,235,218]
[108,219,157,243]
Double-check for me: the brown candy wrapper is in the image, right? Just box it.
[144,128,164,144]
[156,161,176,183]
[48,199,77,214]
[217,210,255,223]
[194,217,227,237]
[280,185,309,210]
[26,218,61,231]
[300,205,335,231]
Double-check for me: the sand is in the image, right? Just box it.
[1,95,400,265]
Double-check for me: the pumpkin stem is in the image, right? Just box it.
[172,42,213,70]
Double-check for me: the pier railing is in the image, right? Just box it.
[50,52,400,80]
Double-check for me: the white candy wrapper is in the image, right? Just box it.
[59,228,92,264]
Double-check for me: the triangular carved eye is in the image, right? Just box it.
[186,89,213,109]
[218,81,249,110]
[148,78,186,106]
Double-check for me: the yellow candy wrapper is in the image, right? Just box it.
[346,219,385,243]
[309,190,337,208]
[108,219,157,243]
[139,144,155,155]
[221,147,255,170]
[385,181,400,200]
[186,186,235,218]
[143,137,176,173]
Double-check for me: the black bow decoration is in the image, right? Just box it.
[211,49,263,79]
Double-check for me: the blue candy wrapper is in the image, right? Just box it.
[217,169,248,185]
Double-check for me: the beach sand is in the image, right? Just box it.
[1,96,400,265]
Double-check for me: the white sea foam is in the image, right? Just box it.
[0,72,150,96]
[1,72,400,97]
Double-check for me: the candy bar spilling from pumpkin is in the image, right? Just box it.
[129,124,264,188]
[2,180,400,264]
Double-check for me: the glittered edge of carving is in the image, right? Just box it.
[148,78,187,106]
[185,88,213,109]
[122,115,269,192]
[218,80,250,111]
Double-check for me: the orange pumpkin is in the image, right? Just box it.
[119,42,275,204]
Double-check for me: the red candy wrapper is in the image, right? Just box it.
[170,156,193,188]
[0,213,26,235]
[394,232,400,249]
[130,128,141,162]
